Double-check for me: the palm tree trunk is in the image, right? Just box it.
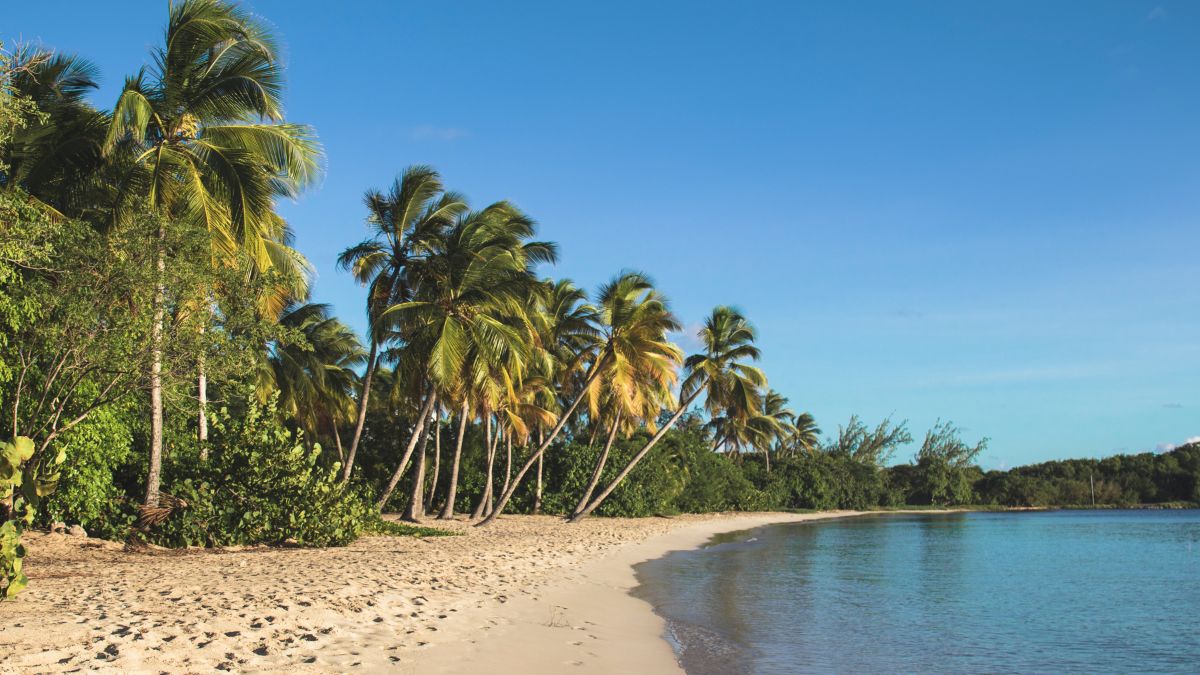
[477,365,604,526]
[572,411,620,518]
[533,428,544,515]
[197,296,217,453]
[403,401,436,521]
[144,223,167,508]
[569,387,703,523]
[438,401,470,519]
[342,339,378,482]
[197,337,208,451]
[425,413,441,512]
[438,403,468,518]
[502,432,513,496]
[471,416,497,519]
[374,388,437,511]
[764,446,770,472]
[333,423,345,464]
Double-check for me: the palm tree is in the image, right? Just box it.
[264,303,365,457]
[378,201,553,514]
[758,389,797,471]
[0,45,107,219]
[787,412,822,457]
[527,279,599,512]
[569,305,765,522]
[481,272,682,526]
[707,388,793,471]
[337,166,466,482]
[571,307,677,518]
[104,0,322,507]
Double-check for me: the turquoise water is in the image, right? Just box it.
[633,511,1200,674]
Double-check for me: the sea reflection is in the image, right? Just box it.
[633,510,1200,675]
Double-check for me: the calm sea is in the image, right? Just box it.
[633,511,1200,674]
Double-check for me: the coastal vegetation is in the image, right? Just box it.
[1,0,1196,600]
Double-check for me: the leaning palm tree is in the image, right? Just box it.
[569,305,766,522]
[377,201,552,513]
[337,166,467,482]
[571,367,671,518]
[480,272,682,526]
[104,0,321,507]
[527,279,600,512]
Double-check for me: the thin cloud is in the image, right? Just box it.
[1147,6,1166,21]
[1156,436,1200,452]
[1163,402,1184,409]
[407,124,469,142]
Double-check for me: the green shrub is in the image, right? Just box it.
[40,405,136,539]
[2,436,64,599]
[146,395,372,548]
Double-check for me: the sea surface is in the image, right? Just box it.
[633,510,1200,674]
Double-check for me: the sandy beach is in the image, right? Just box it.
[0,511,864,674]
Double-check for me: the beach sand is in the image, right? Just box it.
[0,511,864,673]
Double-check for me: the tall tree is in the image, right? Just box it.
[379,201,553,514]
[104,0,321,506]
[569,306,765,522]
[337,166,466,481]
[481,272,681,526]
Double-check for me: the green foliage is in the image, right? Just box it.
[753,453,888,510]
[973,442,1200,508]
[913,421,988,506]
[40,405,136,539]
[146,395,372,548]
[824,415,913,466]
[1,436,64,599]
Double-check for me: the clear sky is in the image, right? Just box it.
[7,1,1198,468]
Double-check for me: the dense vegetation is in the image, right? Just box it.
[1,1,1194,598]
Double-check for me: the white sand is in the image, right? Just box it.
[0,511,868,673]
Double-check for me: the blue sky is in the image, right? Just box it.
[7,1,1198,467]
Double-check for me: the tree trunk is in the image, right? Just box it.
[425,413,441,512]
[502,432,513,496]
[570,388,703,523]
[476,365,604,526]
[144,223,167,508]
[533,429,544,515]
[471,416,497,520]
[403,400,436,522]
[764,446,770,473]
[438,401,470,520]
[572,411,620,518]
[342,339,378,482]
[333,423,345,464]
[375,389,437,511]
[197,361,208,455]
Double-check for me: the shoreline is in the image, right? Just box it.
[3,510,926,673]
[414,511,872,674]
